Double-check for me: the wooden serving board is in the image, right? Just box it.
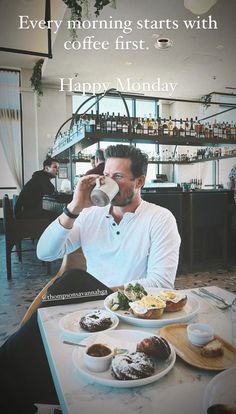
[160,323,236,371]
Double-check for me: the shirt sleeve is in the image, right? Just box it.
[37,217,82,261]
[130,210,181,289]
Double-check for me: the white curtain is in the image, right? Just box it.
[0,70,23,189]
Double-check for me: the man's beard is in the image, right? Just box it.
[111,189,135,207]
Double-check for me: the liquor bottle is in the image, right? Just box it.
[132,117,138,134]
[89,110,96,133]
[153,118,158,135]
[143,115,148,134]
[122,115,128,133]
[204,122,209,139]
[106,112,112,133]
[213,119,218,139]
[148,116,155,135]
[136,117,143,134]
[231,121,236,140]
[185,118,190,136]
[163,118,168,135]
[117,113,122,133]
[167,116,173,136]
[173,119,178,137]
[218,122,223,139]
[111,112,117,132]
[195,117,200,137]
[100,113,106,133]
[226,122,231,139]
[190,118,196,137]
[95,111,101,132]
[179,119,185,137]
[209,123,213,140]
[158,118,163,135]
[222,122,227,139]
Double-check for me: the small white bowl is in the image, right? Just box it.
[84,343,113,372]
[187,323,214,346]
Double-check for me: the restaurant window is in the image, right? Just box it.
[99,96,133,117]
[72,94,95,114]
[0,69,22,190]
[136,100,157,118]
[136,143,157,182]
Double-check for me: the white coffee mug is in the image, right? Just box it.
[90,177,119,207]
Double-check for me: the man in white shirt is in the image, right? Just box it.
[37,144,181,290]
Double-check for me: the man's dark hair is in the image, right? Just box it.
[95,149,105,162]
[43,157,59,168]
[105,145,148,177]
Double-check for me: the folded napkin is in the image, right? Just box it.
[40,268,113,308]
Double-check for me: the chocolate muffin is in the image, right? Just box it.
[79,310,112,332]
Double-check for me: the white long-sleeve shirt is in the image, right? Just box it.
[37,200,181,289]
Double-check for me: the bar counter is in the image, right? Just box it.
[43,189,235,271]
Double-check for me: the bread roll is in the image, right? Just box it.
[200,339,224,357]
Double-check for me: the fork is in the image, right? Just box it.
[199,288,232,309]
[191,290,231,310]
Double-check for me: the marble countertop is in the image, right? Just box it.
[37,286,236,414]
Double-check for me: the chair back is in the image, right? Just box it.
[3,194,13,231]
[12,194,19,219]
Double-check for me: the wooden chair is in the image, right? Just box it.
[3,194,52,280]
[20,248,86,326]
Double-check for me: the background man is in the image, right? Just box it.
[85,148,105,175]
[15,157,59,219]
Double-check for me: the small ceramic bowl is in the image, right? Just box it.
[84,343,113,372]
[187,323,214,346]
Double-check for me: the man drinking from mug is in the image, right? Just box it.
[37,144,180,290]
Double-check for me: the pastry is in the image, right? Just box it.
[136,336,171,360]
[200,339,224,357]
[79,310,112,332]
[129,295,166,319]
[159,290,187,312]
[111,351,155,380]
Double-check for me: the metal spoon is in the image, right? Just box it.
[63,340,128,355]
[63,340,86,347]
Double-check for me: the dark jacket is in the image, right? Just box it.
[15,170,55,217]
[85,162,105,176]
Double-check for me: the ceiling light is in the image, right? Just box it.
[125,61,132,66]
[154,38,173,50]
[216,44,224,49]
[184,0,218,15]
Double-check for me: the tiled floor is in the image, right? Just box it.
[0,233,236,413]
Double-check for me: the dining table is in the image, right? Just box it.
[37,286,236,414]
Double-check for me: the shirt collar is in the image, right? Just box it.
[105,199,145,221]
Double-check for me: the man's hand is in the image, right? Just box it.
[59,174,100,229]
[67,174,100,215]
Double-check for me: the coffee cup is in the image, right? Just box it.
[90,177,119,207]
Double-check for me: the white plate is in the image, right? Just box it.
[104,289,200,328]
[59,308,119,340]
[203,366,236,413]
[72,329,176,388]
